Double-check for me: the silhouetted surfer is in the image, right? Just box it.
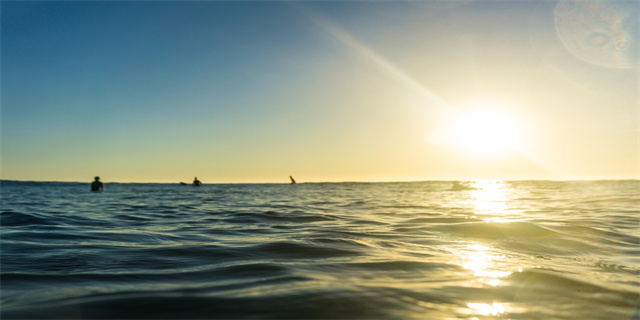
[290,176,296,184]
[91,176,104,192]
[193,177,202,186]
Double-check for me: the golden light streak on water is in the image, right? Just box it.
[468,302,505,316]
[469,180,514,215]
[459,244,513,286]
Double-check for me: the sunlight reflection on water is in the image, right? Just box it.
[468,302,505,316]
[455,243,515,318]
[455,181,522,320]
[469,181,514,215]
[458,244,514,287]
[453,182,528,318]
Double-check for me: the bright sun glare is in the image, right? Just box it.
[451,109,521,154]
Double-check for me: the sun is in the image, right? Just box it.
[451,109,522,155]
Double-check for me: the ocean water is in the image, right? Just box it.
[1,180,638,319]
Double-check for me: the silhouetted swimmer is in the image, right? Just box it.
[91,176,104,192]
[450,181,463,191]
[290,176,296,184]
[193,177,202,186]
[450,181,476,191]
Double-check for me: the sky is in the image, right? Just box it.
[2,1,638,183]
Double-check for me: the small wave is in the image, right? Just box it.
[250,241,361,259]
[594,261,640,276]
[2,287,400,319]
[433,221,557,238]
[2,230,102,243]
[1,211,57,227]
[509,268,640,303]
[403,217,473,224]
[222,211,335,225]
[306,237,373,250]
[339,260,455,273]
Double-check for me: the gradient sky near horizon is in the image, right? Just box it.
[2,1,638,183]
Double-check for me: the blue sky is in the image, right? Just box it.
[2,1,638,182]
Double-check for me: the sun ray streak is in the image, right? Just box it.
[300,7,450,112]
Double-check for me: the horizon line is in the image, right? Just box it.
[2,178,639,184]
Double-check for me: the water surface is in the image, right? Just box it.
[2,180,639,319]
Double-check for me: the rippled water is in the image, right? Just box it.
[1,180,639,319]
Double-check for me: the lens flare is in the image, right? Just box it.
[554,0,637,68]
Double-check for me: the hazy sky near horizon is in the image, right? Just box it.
[2,1,638,183]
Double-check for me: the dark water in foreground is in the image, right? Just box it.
[1,180,639,319]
